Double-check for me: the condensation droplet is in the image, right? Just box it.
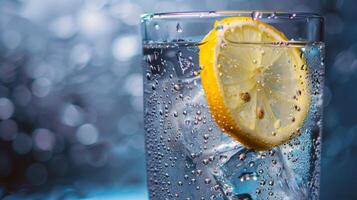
[204,178,211,184]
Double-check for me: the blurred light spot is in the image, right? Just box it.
[0,64,17,83]
[1,30,22,50]
[0,153,12,177]
[345,125,356,147]
[352,59,357,76]
[61,104,84,127]
[205,0,228,10]
[25,62,48,79]
[33,128,55,151]
[335,0,345,9]
[77,8,113,38]
[50,155,68,176]
[86,146,108,167]
[131,96,143,112]
[13,85,32,106]
[111,63,130,79]
[326,14,344,35]
[154,1,179,11]
[123,73,142,97]
[70,43,92,68]
[0,98,15,120]
[32,77,52,97]
[0,120,18,141]
[49,15,77,39]
[26,163,48,186]
[52,135,65,153]
[118,114,139,135]
[109,2,142,25]
[0,85,9,97]
[76,124,99,145]
[69,144,87,165]
[33,149,53,162]
[12,133,33,155]
[324,127,345,159]
[325,107,339,130]
[112,35,139,61]
[323,86,332,107]
[333,50,355,74]
[85,0,108,9]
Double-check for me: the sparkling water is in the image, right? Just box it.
[143,42,324,200]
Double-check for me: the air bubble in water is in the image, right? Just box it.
[251,11,262,20]
[154,24,160,30]
[289,13,297,19]
[176,23,183,33]
[216,24,224,31]
[268,12,276,19]
[146,73,151,80]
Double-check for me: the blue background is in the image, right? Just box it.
[0,0,356,199]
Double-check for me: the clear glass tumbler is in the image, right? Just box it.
[141,11,324,200]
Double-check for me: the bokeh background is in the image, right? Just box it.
[0,0,356,199]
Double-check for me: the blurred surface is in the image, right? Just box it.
[0,0,356,199]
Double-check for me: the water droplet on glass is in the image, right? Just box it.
[233,193,253,200]
[268,180,274,186]
[238,152,246,160]
[173,111,178,117]
[239,172,258,182]
[203,134,209,140]
[204,178,211,184]
[260,180,266,186]
[174,84,181,91]
[202,159,209,165]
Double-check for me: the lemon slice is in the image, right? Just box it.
[199,17,310,150]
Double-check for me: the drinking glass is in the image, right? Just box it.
[141,11,324,200]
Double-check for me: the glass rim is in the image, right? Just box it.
[141,10,323,21]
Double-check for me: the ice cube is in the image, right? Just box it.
[216,147,308,199]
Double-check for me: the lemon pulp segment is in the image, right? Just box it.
[199,17,310,150]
